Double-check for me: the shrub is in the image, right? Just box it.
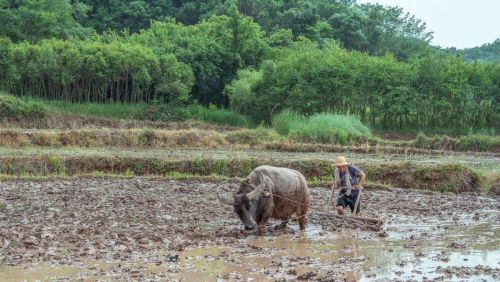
[272,110,304,135]
[274,112,372,145]
[0,93,45,118]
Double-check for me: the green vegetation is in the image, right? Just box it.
[0,1,498,135]
[445,39,500,63]
[139,104,251,127]
[42,99,147,119]
[0,0,91,42]
[0,93,248,125]
[0,93,45,118]
[227,43,498,133]
[1,38,194,103]
[458,134,500,151]
[75,0,433,59]
[273,112,371,145]
[272,110,304,136]
[0,154,484,193]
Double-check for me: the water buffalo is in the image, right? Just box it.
[218,165,310,233]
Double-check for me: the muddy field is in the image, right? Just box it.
[0,179,499,281]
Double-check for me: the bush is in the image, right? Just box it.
[272,110,304,135]
[0,93,45,118]
[138,104,252,127]
[273,112,372,145]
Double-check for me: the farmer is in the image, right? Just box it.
[332,156,366,216]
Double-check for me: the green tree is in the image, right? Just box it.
[0,0,92,42]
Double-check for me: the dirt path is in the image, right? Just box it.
[0,179,499,281]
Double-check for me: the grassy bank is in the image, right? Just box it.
[1,93,251,127]
[0,153,484,193]
[384,133,500,153]
[1,93,498,152]
[1,128,498,156]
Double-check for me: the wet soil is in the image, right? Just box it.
[0,179,498,281]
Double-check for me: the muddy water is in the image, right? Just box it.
[160,217,499,281]
[16,220,492,281]
[0,179,498,281]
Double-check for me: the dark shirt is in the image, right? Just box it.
[334,165,362,198]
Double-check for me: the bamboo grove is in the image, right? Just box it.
[0,3,498,132]
[0,37,194,103]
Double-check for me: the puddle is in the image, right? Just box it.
[0,265,80,282]
[169,216,500,281]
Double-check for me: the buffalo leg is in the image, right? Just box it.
[298,207,308,230]
[275,220,289,230]
[298,216,307,230]
[257,225,264,236]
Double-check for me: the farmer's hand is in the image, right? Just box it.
[355,184,363,189]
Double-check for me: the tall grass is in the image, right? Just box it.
[458,134,499,151]
[273,111,372,144]
[40,99,147,119]
[139,104,252,127]
[272,110,304,135]
[3,93,250,126]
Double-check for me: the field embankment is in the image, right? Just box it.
[0,146,487,193]
[0,128,499,157]
[1,93,499,153]
[2,120,497,154]
[1,94,498,193]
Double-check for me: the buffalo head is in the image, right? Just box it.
[218,172,271,230]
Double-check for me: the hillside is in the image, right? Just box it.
[445,39,500,62]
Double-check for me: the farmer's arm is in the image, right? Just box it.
[332,169,341,189]
[356,170,366,188]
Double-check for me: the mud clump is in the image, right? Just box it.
[436,265,500,279]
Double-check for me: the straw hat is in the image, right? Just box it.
[335,156,350,167]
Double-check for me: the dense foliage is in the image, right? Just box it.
[0,37,194,103]
[0,1,498,133]
[76,0,433,60]
[445,39,500,63]
[227,41,499,131]
[0,0,92,42]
